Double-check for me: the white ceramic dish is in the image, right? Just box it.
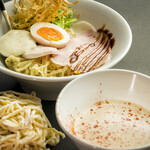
[56,69,150,150]
[0,0,132,100]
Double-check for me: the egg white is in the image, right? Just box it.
[30,22,70,48]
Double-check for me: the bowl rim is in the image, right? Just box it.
[56,69,150,150]
[0,0,132,82]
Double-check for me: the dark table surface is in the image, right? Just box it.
[2,0,150,149]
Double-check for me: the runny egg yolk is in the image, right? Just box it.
[37,27,64,41]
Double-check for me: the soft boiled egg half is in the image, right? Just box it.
[30,22,70,48]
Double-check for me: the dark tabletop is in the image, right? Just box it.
[2,0,150,149]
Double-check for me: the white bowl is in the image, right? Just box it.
[0,0,132,100]
[0,72,17,91]
[56,69,150,150]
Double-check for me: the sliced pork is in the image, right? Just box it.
[51,27,115,73]
[22,45,58,59]
[50,31,97,66]
[69,29,115,72]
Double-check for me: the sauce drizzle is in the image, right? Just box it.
[69,27,115,73]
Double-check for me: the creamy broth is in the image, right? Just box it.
[73,100,150,149]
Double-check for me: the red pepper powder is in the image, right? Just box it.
[122,117,131,121]
[108,132,111,136]
[106,100,109,104]
[93,125,98,128]
[95,101,102,106]
[128,113,133,116]
[104,120,109,124]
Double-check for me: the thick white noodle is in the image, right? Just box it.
[0,91,64,150]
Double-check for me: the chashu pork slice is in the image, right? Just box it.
[50,31,97,66]
[69,29,114,72]
[22,45,58,59]
[50,21,115,73]
[51,29,115,73]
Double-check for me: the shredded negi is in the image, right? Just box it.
[10,0,79,30]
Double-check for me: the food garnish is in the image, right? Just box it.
[10,0,79,30]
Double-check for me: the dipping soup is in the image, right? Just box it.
[72,100,150,149]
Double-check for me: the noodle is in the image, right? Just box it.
[5,55,76,77]
[0,91,65,150]
[10,0,79,30]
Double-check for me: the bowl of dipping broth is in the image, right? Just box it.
[56,69,150,150]
[0,0,132,100]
